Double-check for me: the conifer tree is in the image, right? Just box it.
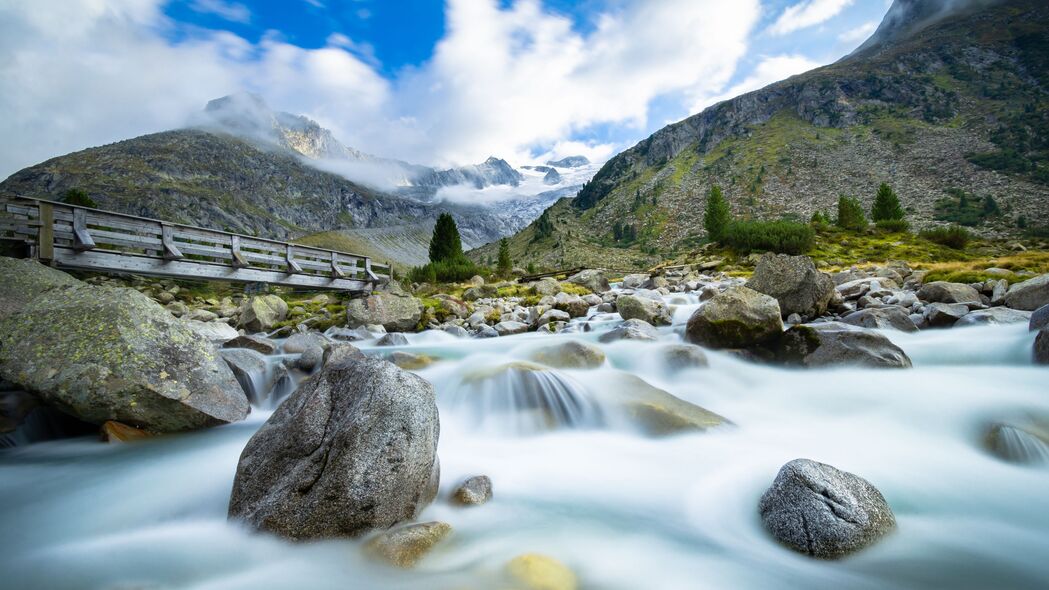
[428,213,464,263]
[704,185,731,241]
[871,183,904,221]
[837,195,868,231]
[497,238,512,276]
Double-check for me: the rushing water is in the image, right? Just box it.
[1,296,1047,590]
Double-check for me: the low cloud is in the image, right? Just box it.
[769,0,855,36]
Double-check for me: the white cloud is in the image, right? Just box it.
[838,19,879,44]
[190,0,250,24]
[769,0,854,36]
[690,54,821,113]
[0,0,762,177]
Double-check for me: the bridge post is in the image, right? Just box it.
[37,202,54,262]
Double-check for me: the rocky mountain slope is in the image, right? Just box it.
[479,0,1049,269]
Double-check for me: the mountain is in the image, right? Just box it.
[479,0,1049,268]
[547,156,590,168]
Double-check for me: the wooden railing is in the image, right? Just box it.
[0,196,389,292]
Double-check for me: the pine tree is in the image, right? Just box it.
[871,183,904,221]
[428,213,464,263]
[704,185,731,242]
[837,196,868,231]
[497,238,512,276]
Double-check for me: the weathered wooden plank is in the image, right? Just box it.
[230,235,249,268]
[161,224,184,260]
[286,244,303,274]
[51,248,372,291]
[38,203,54,262]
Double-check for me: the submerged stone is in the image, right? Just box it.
[506,553,578,590]
[366,521,452,568]
[453,475,493,506]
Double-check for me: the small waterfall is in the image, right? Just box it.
[987,424,1049,465]
[443,362,604,435]
[222,349,300,410]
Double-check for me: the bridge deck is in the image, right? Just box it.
[0,196,389,292]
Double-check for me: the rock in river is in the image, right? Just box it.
[842,306,917,333]
[453,475,493,506]
[228,356,439,540]
[0,280,249,432]
[238,295,288,332]
[599,318,660,343]
[346,290,423,333]
[566,269,610,294]
[917,281,980,305]
[685,287,783,350]
[773,322,912,369]
[759,458,896,559]
[746,253,834,319]
[529,340,606,369]
[616,293,671,326]
[366,521,452,568]
[1005,273,1049,311]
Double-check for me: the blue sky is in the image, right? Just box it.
[1,0,894,178]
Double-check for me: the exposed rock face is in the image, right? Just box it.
[599,318,660,343]
[746,254,834,319]
[759,458,896,559]
[0,283,249,432]
[529,341,606,369]
[685,287,783,350]
[453,475,493,506]
[917,281,980,305]
[0,257,81,321]
[842,307,917,333]
[616,294,672,326]
[228,356,439,539]
[1005,274,1049,311]
[773,322,912,368]
[566,269,610,293]
[346,291,423,332]
[239,295,289,332]
[366,521,452,568]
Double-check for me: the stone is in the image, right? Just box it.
[346,291,423,332]
[494,321,529,336]
[991,279,1009,305]
[923,302,969,328]
[538,309,571,326]
[506,554,578,590]
[322,343,365,366]
[366,521,452,568]
[1004,273,1049,311]
[610,374,728,436]
[531,278,562,297]
[182,319,240,344]
[1030,304,1049,332]
[0,389,39,434]
[326,326,373,342]
[917,281,981,305]
[443,325,470,338]
[475,325,500,338]
[463,284,498,301]
[0,284,248,432]
[983,419,1049,464]
[954,307,1031,327]
[452,475,493,506]
[842,307,918,333]
[228,357,439,540]
[297,347,323,371]
[467,275,485,287]
[772,322,912,368]
[529,341,606,369]
[0,258,81,321]
[389,351,434,370]
[282,332,330,354]
[554,293,590,318]
[223,334,279,355]
[100,420,152,443]
[759,458,896,559]
[1036,329,1049,365]
[566,269,610,293]
[746,254,834,319]
[661,344,709,371]
[685,287,782,350]
[599,319,660,343]
[616,294,671,326]
[165,301,190,317]
[238,295,288,332]
[185,308,217,323]
[377,333,409,346]
[621,274,648,289]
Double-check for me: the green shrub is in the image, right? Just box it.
[704,185,731,242]
[407,256,482,284]
[722,219,814,255]
[62,188,97,208]
[935,188,1000,226]
[875,219,910,233]
[919,225,971,249]
[810,210,831,226]
[836,196,868,231]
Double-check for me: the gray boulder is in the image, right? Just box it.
[954,307,1031,327]
[0,257,81,321]
[0,284,248,432]
[377,333,409,346]
[183,319,240,344]
[842,307,917,333]
[774,322,912,368]
[984,419,1049,464]
[228,356,439,539]
[566,269,610,293]
[326,326,374,342]
[463,284,497,301]
[346,291,423,332]
[746,254,834,319]
[1030,304,1049,332]
[238,295,289,332]
[529,340,605,369]
[224,334,279,355]
[365,521,452,568]
[531,278,562,297]
[923,302,969,328]
[917,281,980,305]
[475,325,500,338]
[1005,274,1049,311]
[685,287,783,350]
[297,346,324,371]
[759,459,896,559]
[283,331,330,354]
[494,321,529,336]
[599,319,660,343]
[443,325,470,338]
[1036,328,1049,365]
[616,294,671,326]
[621,274,649,289]
[554,292,590,318]
[453,475,493,506]
[537,309,571,326]
[661,344,709,371]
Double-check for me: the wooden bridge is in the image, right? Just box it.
[0,196,390,292]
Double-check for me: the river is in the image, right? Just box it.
[1,296,1047,590]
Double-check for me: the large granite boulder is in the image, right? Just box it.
[529,341,605,369]
[238,295,288,332]
[346,291,423,332]
[599,318,660,343]
[616,294,671,326]
[566,269,610,293]
[842,307,917,333]
[685,287,782,350]
[228,356,439,539]
[1030,304,1049,332]
[531,278,562,297]
[1036,328,1049,365]
[954,307,1031,327]
[0,284,249,432]
[923,302,969,328]
[917,281,980,305]
[746,254,834,319]
[759,459,896,559]
[1005,273,1049,311]
[771,322,911,368]
[0,257,81,320]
